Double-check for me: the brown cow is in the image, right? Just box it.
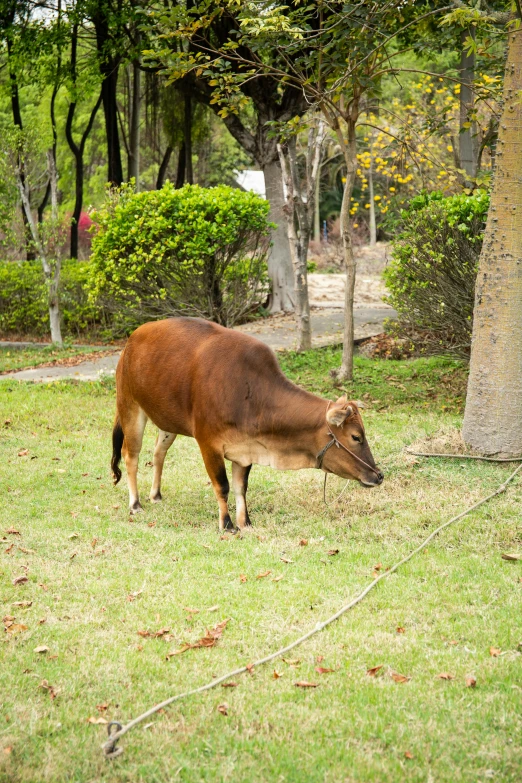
[111,317,383,529]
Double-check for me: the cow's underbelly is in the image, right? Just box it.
[223,439,313,470]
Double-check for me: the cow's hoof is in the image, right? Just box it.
[149,491,162,503]
[130,501,144,514]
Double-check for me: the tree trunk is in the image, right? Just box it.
[314,172,321,242]
[263,158,295,313]
[175,142,186,188]
[157,145,173,189]
[459,28,477,183]
[128,50,141,189]
[184,94,193,184]
[278,139,312,351]
[15,166,63,346]
[334,111,358,382]
[462,27,522,456]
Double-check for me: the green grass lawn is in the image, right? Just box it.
[0,345,116,375]
[1,350,521,783]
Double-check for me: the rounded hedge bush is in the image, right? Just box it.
[88,183,272,327]
[384,190,490,356]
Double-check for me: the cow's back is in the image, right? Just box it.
[116,317,287,438]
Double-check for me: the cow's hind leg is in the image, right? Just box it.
[150,430,177,502]
[232,462,252,531]
[121,405,148,514]
[199,444,235,531]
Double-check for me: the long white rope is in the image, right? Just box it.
[102,459,522,758]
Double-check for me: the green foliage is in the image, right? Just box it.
[88,182,272,327]
[0,259,108,338]
[384,190,490,356]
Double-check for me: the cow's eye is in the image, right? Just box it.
[351,435,362,443]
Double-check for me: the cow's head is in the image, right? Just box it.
[319,396,383,486]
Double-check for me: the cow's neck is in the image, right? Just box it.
[225,382,327,470]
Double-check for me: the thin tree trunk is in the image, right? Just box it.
[128,46,141,189]
[184,93,193,184]
[175,142,186,188]
[314,171,321,242]
[157,145,173,189]
[462,26,522,456]
[331,108,358,382]
[263,158,295,313]
[93,9,123,186]
[15,166,62,346]
[459,27,477,183]
[65,21,103,258]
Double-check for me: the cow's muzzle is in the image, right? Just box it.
[360,470,384,487]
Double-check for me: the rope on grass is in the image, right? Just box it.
[102,456,522,759]
[406,450,522,462]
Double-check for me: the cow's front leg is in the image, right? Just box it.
[199,444,235,531]
[232,462,252,531]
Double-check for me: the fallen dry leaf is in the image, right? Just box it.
[371,571,381,578]
[239,574,247,583]
[273,670,282,679]
[217,703,228,716]
[5,543,14,554]
[18,546,35,554]
[501,553,521,561]
[327,549,339,556]
[294,681,318,688]
[166,619,230,657]
[448,640,458,646]
[404,751,414,760]
[12,601,32,608]
[366,665,383,677]
[207,605,219,612]
[17,449,29,457]
[280,557,293,564]
[465,676,477,688]
[437,673,455,680]
[246,663,255,674]
[315,667,336,674]
[127,589,143,602]
[489,647,501,657]
[96,703,109,712]
[6,527,20,535]
[299,539,308,546]
[34,645,49,654]
[222,682,238,688]
[5,623,27,635]
[3,747,12,755]
[137,627,170,639]
[283,658,300,667]
[86,716,108,725]
[184,607,200,614]
[391,672,410,683]
[13,575,28,586]
[396,626,406,634]
[256,570,271,579]
[39,680,58,700]
[373,563,382,572]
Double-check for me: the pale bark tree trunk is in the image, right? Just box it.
[328,101,359,381]
[314,170,321,242]
[459,28,477,183]
[263,158,295,313]
[128,47,141,189]
[277,124,325,351]
[15,158,62,346]
[462,27,522,456]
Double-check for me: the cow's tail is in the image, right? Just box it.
[111,417,124,485]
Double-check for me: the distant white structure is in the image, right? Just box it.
[235,170,266,198]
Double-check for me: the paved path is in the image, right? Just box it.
[1,305,395,382]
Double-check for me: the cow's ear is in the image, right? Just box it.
[327,399,354,427]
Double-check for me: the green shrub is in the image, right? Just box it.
[0,259,109,339]
[384,190,490,356]
[87,183,272,327]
